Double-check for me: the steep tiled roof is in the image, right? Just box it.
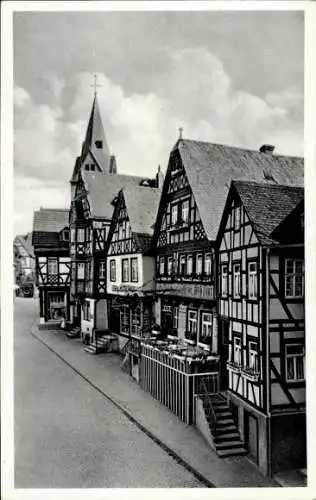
[32,208,69,246]
[233,181,304,244]
[177,139,304,241]
[82,171,156,220]
[123,186,161,236]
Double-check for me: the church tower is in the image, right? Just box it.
[70,89,117,200]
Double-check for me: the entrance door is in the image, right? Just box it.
[218,318,229,390]
[245,412,258,463]
[47,292,65,321]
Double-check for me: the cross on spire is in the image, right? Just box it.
[179,127,184,140]
[91,74,102,96]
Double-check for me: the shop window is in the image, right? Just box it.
[248,262,258,299]
[131,305,142,337]
[233,263,241,298]
[131,258,138,282]
[120,306,129,335]
[285,343,305,381]
[285,259,304,298]
[47,258,58,275]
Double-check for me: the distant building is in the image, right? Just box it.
[32,208,70,325]
[14,232,35,283]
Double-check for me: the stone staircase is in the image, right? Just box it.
[84,334,117,355]
[202,392,247,458]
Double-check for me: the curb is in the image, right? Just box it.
[29,322,215,488]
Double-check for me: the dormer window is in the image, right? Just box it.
[95,140,103,149]
[85,164,95,172]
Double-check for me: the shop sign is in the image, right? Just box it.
[156,282,214,300]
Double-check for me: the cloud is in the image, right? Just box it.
[13,48,303,234]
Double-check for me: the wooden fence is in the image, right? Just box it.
[139,342,219,424]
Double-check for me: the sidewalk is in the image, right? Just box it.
[30,321,278,488]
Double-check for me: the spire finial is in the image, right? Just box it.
[91,73,101,96]
[179,127,183,140]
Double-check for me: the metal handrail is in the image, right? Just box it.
[200,378,217,430]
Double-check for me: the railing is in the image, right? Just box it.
[198,377,217,431]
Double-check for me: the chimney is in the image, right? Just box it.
[109,155,117,174]
[259,144,275,154]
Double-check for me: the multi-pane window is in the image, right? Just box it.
[131,305,142,336]
[285,343,305,381]
[285,259,304,298]
[131,258,138,282]
[187,310,198,334]
[205,254,212,276]
[167,256,173,276]
[233,336,242,365]
[120,306,129,335]
[221,264,228,296]
[248,341,258,370]
[171,204,178,225]
[196,254,203,275]
[248,262,258,299]
[99,261,106,279]
[181,199,189,224]
[110,260,116,282]
[48,258,58,275]
[159,257,165,276]
[77,262,85,280]
[200,312,212,343]
[187,255,193,276]
[77,228,85,242]
[179,255,186,276]
[233,263,241,298]
[70,228,76,243]
[122,259,129,282]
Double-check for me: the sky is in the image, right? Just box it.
[13,9,304,236]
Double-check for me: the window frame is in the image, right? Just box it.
[122,258,129,283]
[204,253,212,276]
[179,255,186,276]
[221,264,228,297]
[130,257,138,283]
[248,340,258,370]
[186,254,193,277]
[110,259,116,282]
[77,262,85,280]
[233,262,241,299]
[199,311,213,345]
[159,256,165,277]
[120,305,130,335]
[285,258,304,299]
[47,257,58,275]
[77,228,85,242]
[196,253,203,276]
[187,309,198,335]
[233,335,242,366]
[285,343,305,382]
[248,261,258,300]
[167,256,173,277]
[99,261,106,280]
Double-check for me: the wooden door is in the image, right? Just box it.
[245,412,258,463]
[218,318,229,390]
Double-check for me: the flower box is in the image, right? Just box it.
[226,360,242,374]
[241,367,260,381]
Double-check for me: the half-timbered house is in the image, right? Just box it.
[148,137,303,451]
[70,169,159,348]
[106,185,161,377]
[32,208,71,327]
[217,180,305,475]
[14,232,35,284]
